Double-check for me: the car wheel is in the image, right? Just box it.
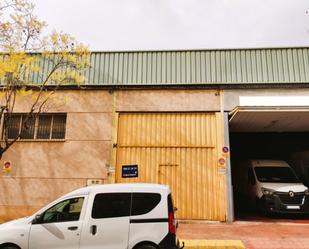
[136,244,157,249]
[2,246,19,249]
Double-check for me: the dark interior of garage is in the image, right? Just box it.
[230,132,309,221]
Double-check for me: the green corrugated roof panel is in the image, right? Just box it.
[25,47,309,86]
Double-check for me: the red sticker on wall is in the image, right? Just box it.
[218,158,226,165]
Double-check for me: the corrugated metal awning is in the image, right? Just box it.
[229,106,309,132]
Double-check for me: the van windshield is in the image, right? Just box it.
[254,167,300,183]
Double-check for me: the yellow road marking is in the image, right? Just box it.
[180,239,245,249]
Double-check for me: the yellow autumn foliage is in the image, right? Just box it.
[0,0,90,150]
[0,0,90,90]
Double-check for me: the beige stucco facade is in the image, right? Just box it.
[0,89,221,222]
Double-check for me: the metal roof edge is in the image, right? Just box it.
[21,82,309,91]
[1,46,309,55]
[89,45,309,53]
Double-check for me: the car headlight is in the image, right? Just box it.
[305,189,309,196]
[262,188,274,196]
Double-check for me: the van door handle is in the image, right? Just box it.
[90,225,97,235]
[68,226,78,231]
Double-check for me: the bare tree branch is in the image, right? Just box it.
[0,0,90,159]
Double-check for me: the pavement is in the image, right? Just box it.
[1,215,309,248]
[178,221,309,249]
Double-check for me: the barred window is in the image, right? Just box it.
[52,115,67,139]
[20,115,36,139]
[4,113,67,140]
[37,115,53,139]
[7,115,21,139]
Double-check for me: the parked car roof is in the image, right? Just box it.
[64,183,170,197]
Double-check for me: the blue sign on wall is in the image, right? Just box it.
[122,165,138,178]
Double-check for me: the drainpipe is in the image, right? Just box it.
[221,90,235,223]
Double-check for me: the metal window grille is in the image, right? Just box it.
[3,113,67,140]
[51,114,67,139]
[6,114,22,139]
[37,115,53,139]
[20,114,35,139]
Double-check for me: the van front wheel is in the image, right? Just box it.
[256,198,268,216]
[136,244,157,249]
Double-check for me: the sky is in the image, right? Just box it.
[33,0,309,51]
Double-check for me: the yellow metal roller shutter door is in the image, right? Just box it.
[115,113,227,221]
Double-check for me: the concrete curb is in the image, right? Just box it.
[180,239,245,249]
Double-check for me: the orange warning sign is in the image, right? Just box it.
[3,161,12,173]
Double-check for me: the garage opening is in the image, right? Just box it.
[229,107,309,222]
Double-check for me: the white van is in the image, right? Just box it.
[236,160,309,214]
[0,183,182,249]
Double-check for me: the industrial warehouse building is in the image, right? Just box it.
[2,47,309,223]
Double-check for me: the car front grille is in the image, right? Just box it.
[275,192,305,205]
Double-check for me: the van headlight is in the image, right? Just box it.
[305,189,309,196]
[262,188,274,196]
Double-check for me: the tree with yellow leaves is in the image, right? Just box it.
[0,0,90,158]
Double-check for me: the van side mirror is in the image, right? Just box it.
[32,214,43,224]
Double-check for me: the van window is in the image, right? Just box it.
[92,193,131,219]
[41,197,84,223]
[131,193,161,216]
[254,167,300,183]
